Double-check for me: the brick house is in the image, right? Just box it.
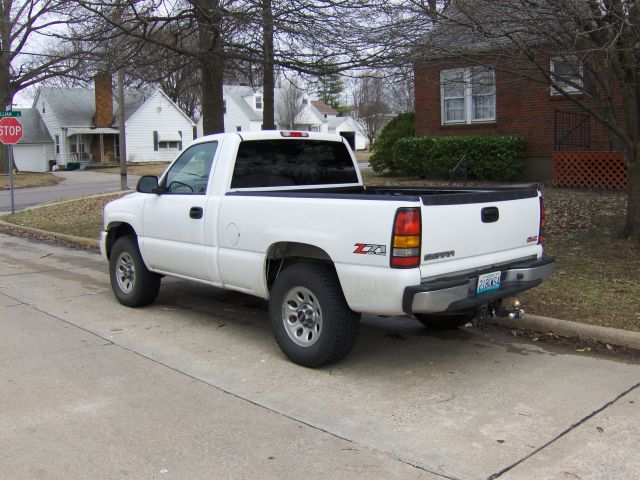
[414,25,626,187]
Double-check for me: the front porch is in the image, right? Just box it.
[65,128,120,167]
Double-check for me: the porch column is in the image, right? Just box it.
[100,134,105,164]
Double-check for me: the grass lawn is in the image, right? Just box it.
[2,193,126,239]
[92,163,169,177]
[1,173,638,331]
[0,172,63,189]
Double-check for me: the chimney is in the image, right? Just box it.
[94,73,114,127]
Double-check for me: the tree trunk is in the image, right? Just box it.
[201,58,225,134]
[262,0,275,130]
[623,147,640,246]
[199,0,225,135]
[0,58,12,173]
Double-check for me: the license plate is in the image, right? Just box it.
[477,271,501,295]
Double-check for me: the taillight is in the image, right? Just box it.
[391,208,421,268]
[538,196,545,245]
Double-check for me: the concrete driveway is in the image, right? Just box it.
[0,170,140,213]
[0,232,638,479]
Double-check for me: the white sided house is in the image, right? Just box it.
[13,108,55,172]
[32,74,195,168]
[197,85,367,150]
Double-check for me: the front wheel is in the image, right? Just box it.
[269,263,360,368]
[414,310,475,330]
[109,235,161,307]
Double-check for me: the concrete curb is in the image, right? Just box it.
[0,220,98,249]
[486,314,640,351]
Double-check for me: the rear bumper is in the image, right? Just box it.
[403,256,555,314]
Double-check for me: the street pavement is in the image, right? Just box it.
[0,232,638,479]
[0,171,140,213]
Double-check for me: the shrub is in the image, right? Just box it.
[369,112,415,173]
[391,135,527,181]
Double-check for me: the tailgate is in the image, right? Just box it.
[420,189,542,271]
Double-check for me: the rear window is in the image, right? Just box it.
[231,139,358,188]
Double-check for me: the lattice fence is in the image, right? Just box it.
[552,151,628,190]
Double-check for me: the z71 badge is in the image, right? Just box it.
[353,243,387,256]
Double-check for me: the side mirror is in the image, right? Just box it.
[137,175,160,194]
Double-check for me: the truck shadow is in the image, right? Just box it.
[154,278,559,369]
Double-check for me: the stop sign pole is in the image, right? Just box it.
[0,113,24,214]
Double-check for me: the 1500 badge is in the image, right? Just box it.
[353,243,387,256]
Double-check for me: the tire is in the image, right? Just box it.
[269,263,360,368]
[109,235,161,307]
[414,310,475,330]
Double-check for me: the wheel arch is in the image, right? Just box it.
[104,222,138,260]
[265,241,336,290]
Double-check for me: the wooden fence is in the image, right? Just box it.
[552,151,628,190]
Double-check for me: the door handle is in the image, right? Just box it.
[189,207,203,219]
[481,206,499,223]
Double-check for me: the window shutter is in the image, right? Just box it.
[178,130,183,150]
[192,126,197,139]
[153,131,159,151]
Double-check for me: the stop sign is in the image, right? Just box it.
[0,117,24,145]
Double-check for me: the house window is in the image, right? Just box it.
[236,126,242,132]
[114,134,120,159]
[70,142,86,154]
[159,141,181,150]
[223,99,227,114]
[310,125,320,132]
[255,95,262,110]
[155,130,182,151]
[550,56,583,95]
[55,135,60,154]
[441,67,496,124]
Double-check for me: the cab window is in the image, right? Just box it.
[163,142,218,194]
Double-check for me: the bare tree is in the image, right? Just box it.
[0,0,82,171]
[353,74,390,145]
[277,77,304,129]
[419,0,640,245]
[75,0,228,134]
[128,52,202,119]
[385,67,414,113]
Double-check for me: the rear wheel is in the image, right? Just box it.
[269,263,360,367]
[414,310,475,330]
[109,235,161,307]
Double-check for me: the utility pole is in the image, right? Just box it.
[117,69,127,190]
[115,1,127,190]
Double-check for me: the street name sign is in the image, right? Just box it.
[0,111,21,118]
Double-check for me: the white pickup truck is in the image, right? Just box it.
[100,131,554,367]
